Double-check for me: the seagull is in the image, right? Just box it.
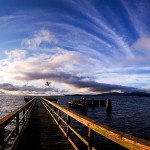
[45,81,51,86]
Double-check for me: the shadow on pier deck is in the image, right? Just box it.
[16,100,73,150]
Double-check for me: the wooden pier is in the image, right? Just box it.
[0,97,150,150]
[15,100,73,150]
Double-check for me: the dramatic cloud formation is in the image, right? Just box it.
[0,48,148,94]
[0,0,150,95]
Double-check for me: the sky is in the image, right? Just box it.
[0,0,150,95]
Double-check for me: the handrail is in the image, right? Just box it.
[0,98,36,150]
[41,97,150,150]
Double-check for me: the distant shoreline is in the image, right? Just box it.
[65,92,150,97]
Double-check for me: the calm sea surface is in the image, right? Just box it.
[0,95,150,149]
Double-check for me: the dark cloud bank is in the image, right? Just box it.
[0,72,145,94]
[0,83,61,94]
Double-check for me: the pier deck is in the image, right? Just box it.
[16,100,73,150]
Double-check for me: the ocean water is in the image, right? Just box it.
[58,95,150,138]
[0,95,24,118]
[0,95,150,149]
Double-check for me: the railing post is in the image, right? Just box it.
[16,114,19,135]
[26,107,29,118]
[0,128,4,150]
[88,128,94,150]
[48,103,51,111]
[50,105,52,114]
[23,109,25,123]
[52,106,55,117]
[58,109,61,125]
[67,115,70,138]
[54,107,57,119]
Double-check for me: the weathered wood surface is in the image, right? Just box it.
[16,100,73,150]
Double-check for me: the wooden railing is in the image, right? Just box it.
[41,97,150,150]
[0,98,35,150]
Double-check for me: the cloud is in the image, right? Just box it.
[22,29,57,49]
[132,37,150,51]
[53,23,112,49]
[0,1,150,95]
[4,70,143,93]
[0,15,22,21]
[1,46,150,94]
[0,91,5,94]
[0,83,19,91]
[70,80,142,93]
[121,0,150,37]
[0,76,143,95]
[33,1,134,58]
[1,47,102,82]
[66,0,133,57]
[5,49,27,59]
[0,83,65,95]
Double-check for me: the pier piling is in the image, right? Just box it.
[106,98,112,113]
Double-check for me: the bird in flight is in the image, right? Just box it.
[45,81,51,86]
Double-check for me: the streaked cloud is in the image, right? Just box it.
[66,0,134,57]
[121,0,150,37]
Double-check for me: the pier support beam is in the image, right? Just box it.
[106,98,112,113]
[67,115,70,138]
